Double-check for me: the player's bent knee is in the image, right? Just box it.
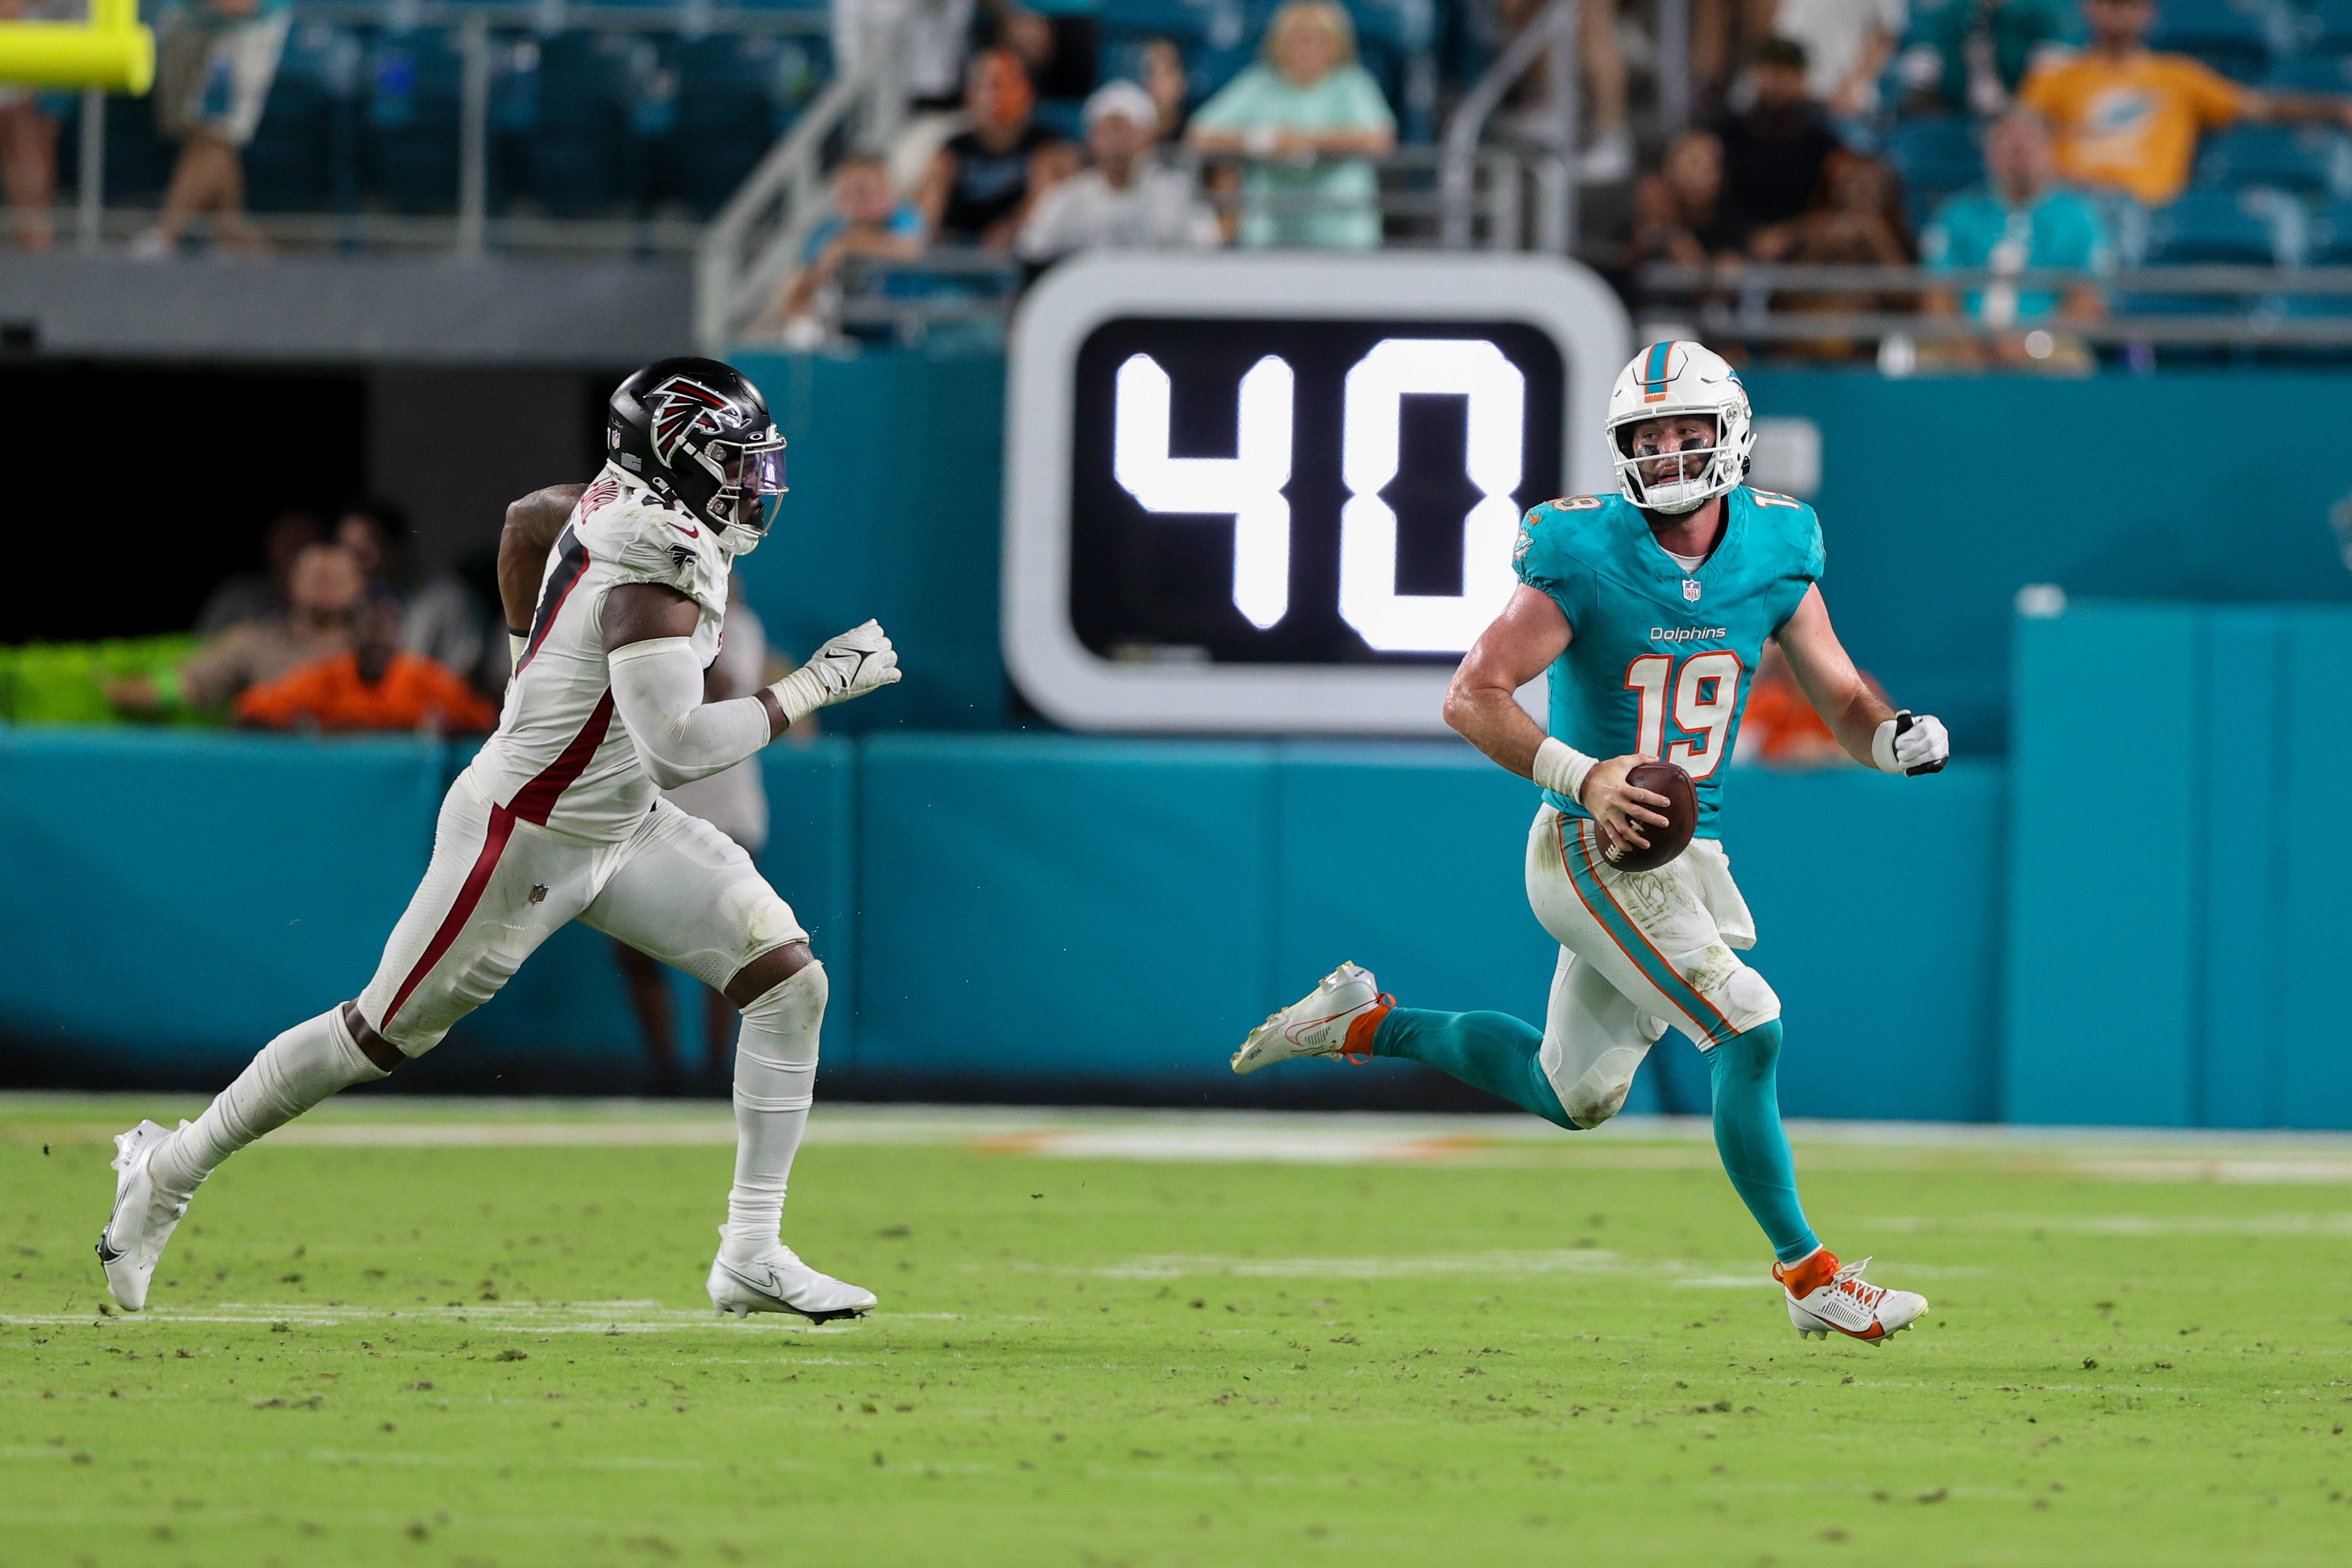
[724,939,815,1009]
[1563,1044,1645,1129]
[339,1001,406,1075]
[1720,967,1781,1037]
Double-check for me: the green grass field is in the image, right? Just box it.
[5,1094,2350,1567]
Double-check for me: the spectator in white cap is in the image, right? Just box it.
[1017,79,1222,262]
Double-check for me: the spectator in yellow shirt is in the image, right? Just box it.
[2021,0,2352,208]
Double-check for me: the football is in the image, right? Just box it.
[1603,760,1698,873]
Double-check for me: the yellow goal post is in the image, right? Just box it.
[0,0,155,96]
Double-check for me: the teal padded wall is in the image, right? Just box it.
[725,351,1008,735]
[2001,603,2352,1129]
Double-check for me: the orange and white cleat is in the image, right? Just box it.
[1231,962,1390,1075]
[1774,1248,1927,1344]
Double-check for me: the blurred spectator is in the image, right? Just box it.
[1771,0,1907,120]
[1922,108,2108,369]
[1187,0,1398,252]
[774,155,928,326]
[1018,82,1221,261]
[1897,0,2077,118]
[833,0,976,113]
[1734,643,1881,766]
[1694,0,1780,108]
[234,592,498,734]
[1772,151,1916,360]
[0,0,64,254]
[2021,0,2352,208]
[112,541,361,714]
[614,573,774,1094]
[1777,150,1913,263]
[1141,35,1193,142]
[920,48,1075,249]
[129,0,292,260]
[334,498,406,594]
[1633,130,1751,265]
[1497,0,1631,183]
[1712,38,1844,252]
[985,0,1102,103]
[405,543,508,698]
[194,509,321,637]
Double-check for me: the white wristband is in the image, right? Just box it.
[508,631,527,668]
[1532,736,1598,807]
[766,665,829,728]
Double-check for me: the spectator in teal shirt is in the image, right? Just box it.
[1187,0,1398,251]
[1922,108,2109,370]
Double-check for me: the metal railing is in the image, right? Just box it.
[694,5,907,351]
[1443,0,1577,252]
[64,0,828,259]
[1641,262,2352,349]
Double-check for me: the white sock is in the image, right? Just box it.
[719,961,824,1265]
[148,1006,387,1201]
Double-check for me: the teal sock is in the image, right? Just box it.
[1707,1020,1819,1264]
[1372,1008,1575,1130]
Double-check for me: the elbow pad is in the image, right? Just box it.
[606,637,771,788]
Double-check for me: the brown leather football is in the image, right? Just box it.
[1602,761,1698,873]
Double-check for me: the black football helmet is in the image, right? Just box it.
[607,357,787,549]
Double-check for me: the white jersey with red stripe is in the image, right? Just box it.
[461,464,731,841]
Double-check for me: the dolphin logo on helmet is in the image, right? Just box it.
[1605,341,1754,516]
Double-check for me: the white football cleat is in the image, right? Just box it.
[1231,961,1390,1075]
[1774,1248,1927,1344]
[96,1120,191,1312]
[707,1248,877,1324]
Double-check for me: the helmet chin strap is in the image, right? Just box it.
[1643,488,1712,516]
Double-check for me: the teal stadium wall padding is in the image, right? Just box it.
[2001,604,2352,1130]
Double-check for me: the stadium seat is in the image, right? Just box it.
[2140,188,2292,264]
[2149,0,2279,82]
[363,29,466,214]
[516,31,640,217]
[2193,122,2348,195]
[2303,0,2352,56]
[2259,54,2352,93]
[244,23,361,214]
[2301,195,2352,260]
[659,33,826,218]
[1885,117,1984,229]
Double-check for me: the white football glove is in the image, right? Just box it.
[1871,709,1948,776]
[768,620,901,727]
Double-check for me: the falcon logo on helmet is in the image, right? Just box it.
[1605,340,1755,516]
[607,356,789,555]
[647,378,735,466]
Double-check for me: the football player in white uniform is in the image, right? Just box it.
[97,358,900,1322]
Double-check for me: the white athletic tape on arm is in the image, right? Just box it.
[1533,736,1598,806]
[607,636,771,788]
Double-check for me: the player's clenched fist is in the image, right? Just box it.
[768,620,901,726]
[1871,709,1947,776]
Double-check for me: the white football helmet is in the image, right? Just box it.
[1605,341,1754,515]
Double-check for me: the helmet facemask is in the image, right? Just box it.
[697,433,788,555]
[1611,411,1735,515]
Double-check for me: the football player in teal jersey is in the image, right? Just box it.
[1233,342,1952,1344]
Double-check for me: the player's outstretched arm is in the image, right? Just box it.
[499,483,590,637]
[1775,585,1949,775]
[603,584,901,787]
[1445,585,1674,846]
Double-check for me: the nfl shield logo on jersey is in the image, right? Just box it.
[1682,578,1703,603]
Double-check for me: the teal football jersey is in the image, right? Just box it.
[1512,486,1825,836]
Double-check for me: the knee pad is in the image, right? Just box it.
[1721,967,1781,1035]
[1564,1044,1646,1129]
